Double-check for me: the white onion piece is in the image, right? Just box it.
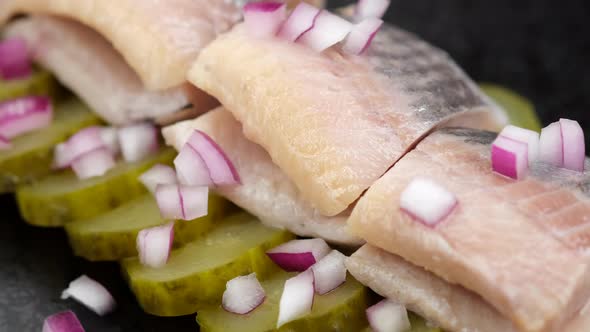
[538,122,563,167]
[356,0,391,21]
[174,144,212,186]
[491,136,529,180]
[342,18,383,55]
[61,275,116,316]
[139,164,178,194]
[0,96,53,139]
[137,221,174,268]
[0,134,11,150]
[155,184,209,221]
[311,250,347,295]
[366,299,411,332]
[0,38,32,80]
[43,310,85,332]
[118,123,159,162]
[298,11,353,52]
[266,238,331,272]
[499,125,539,165]
[222,273,266,315]
[560,118,585,172]
[71,147,116,180]
[277,270,315,328]
[278,2,321,42]
[243,2,287,38]
[186,130,240,186]
[400,177,457,226]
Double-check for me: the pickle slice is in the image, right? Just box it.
[0,98,101,193]
[65,193,229,261]
[479,83,542,132]
[16,148,176,227]
[121,213,295,317]
[0,70,58,102]
[197,272,369,332]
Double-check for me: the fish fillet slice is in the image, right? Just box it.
[190,22,507,217]
[348,128,590,332]
[162,108,363,246]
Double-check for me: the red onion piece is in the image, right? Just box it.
[355,0,391,21]
[137,221,174,268]
[400,177,457,226]
[99,127,120,155]
[298,10,353,52]
[499,125,539,165]
[311,250,347,295]
[155,184,209,221]
[0,134,11,150]
[222,273,266,315]
[43,310,85,332]
[53,126,120,169]
[0,96,53,139]
[266,238,331,272]
[277,270,315,328]
[156,184,183,220]
[186,130,240,186]
[118,123,159,162]
[0,38,32,80]
[243,2,287,38]
[538,122,563,167]
[491,136,529,180]
[560,118,585,172]
[139,164,178,194]
[174,144,212,186]
[61,275,116,316]
[342,17,383,55]
[277,2,321,42]
[71,147,116,180]
[366,299,410,332]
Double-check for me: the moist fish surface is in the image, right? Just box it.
[348,128,590,332]
[162,107,363,246]
[190,22,507,217]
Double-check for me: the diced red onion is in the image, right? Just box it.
[155,184,209,221]
[277,2,321,42]
[186,130,240,186]
[243,2,287,38]
[99,127,120,155]
[498,125,539,165]
[222,273,266,315]
[266,238,331,272]
[298,10,353,52]
[0,134,11,150]
[400,177,457,226]
[137,221,174,268]
[311,250,347,295]
[53,126,120,169]
[491,136,529,180]
[139,164,178,194]
[61,275,116,316]
[0,38,32,80]
[559,118,585,172]
[155,184,183,220]
[277,270,315,328]
[342,17,383,55]
[174,144,212,186]
[366,299,410,332]
[355,0,391,21]
[71,147,116,180]
[118,123,159,162]
[538,122,563,167]
[43,310,85,332]
[0,96,53,139]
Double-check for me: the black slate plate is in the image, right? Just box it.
[1,0,589,331]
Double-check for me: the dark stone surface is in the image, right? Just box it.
[2,1,589,331]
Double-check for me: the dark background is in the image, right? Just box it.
[1,1,589,331]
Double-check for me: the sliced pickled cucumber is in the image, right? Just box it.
[0,70,58,102]
[16,148,176,227]
[121,213,295,317]
[65,193,229,261]
[197,272,369,332]
[479,83,542,132]
[0,98,101,193]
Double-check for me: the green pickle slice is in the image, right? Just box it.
[197,272,369,332]
[0,98,101,193]
[121,213,295,317]
[0,70,58,102]
[479,83,542,132]
[65,193,229,261]
[16,148,176,227]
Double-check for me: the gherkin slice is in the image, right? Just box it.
[16,148,176,227]
[0,98,101,193]
[0,70,59,102]
[121,213,295,317]
[65,193,229,261]
[479,83,542,132]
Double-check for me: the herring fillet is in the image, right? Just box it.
[1,0,241,90]
[348,128,590,332]
[162,108,363,246]
[190,23,507,217]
